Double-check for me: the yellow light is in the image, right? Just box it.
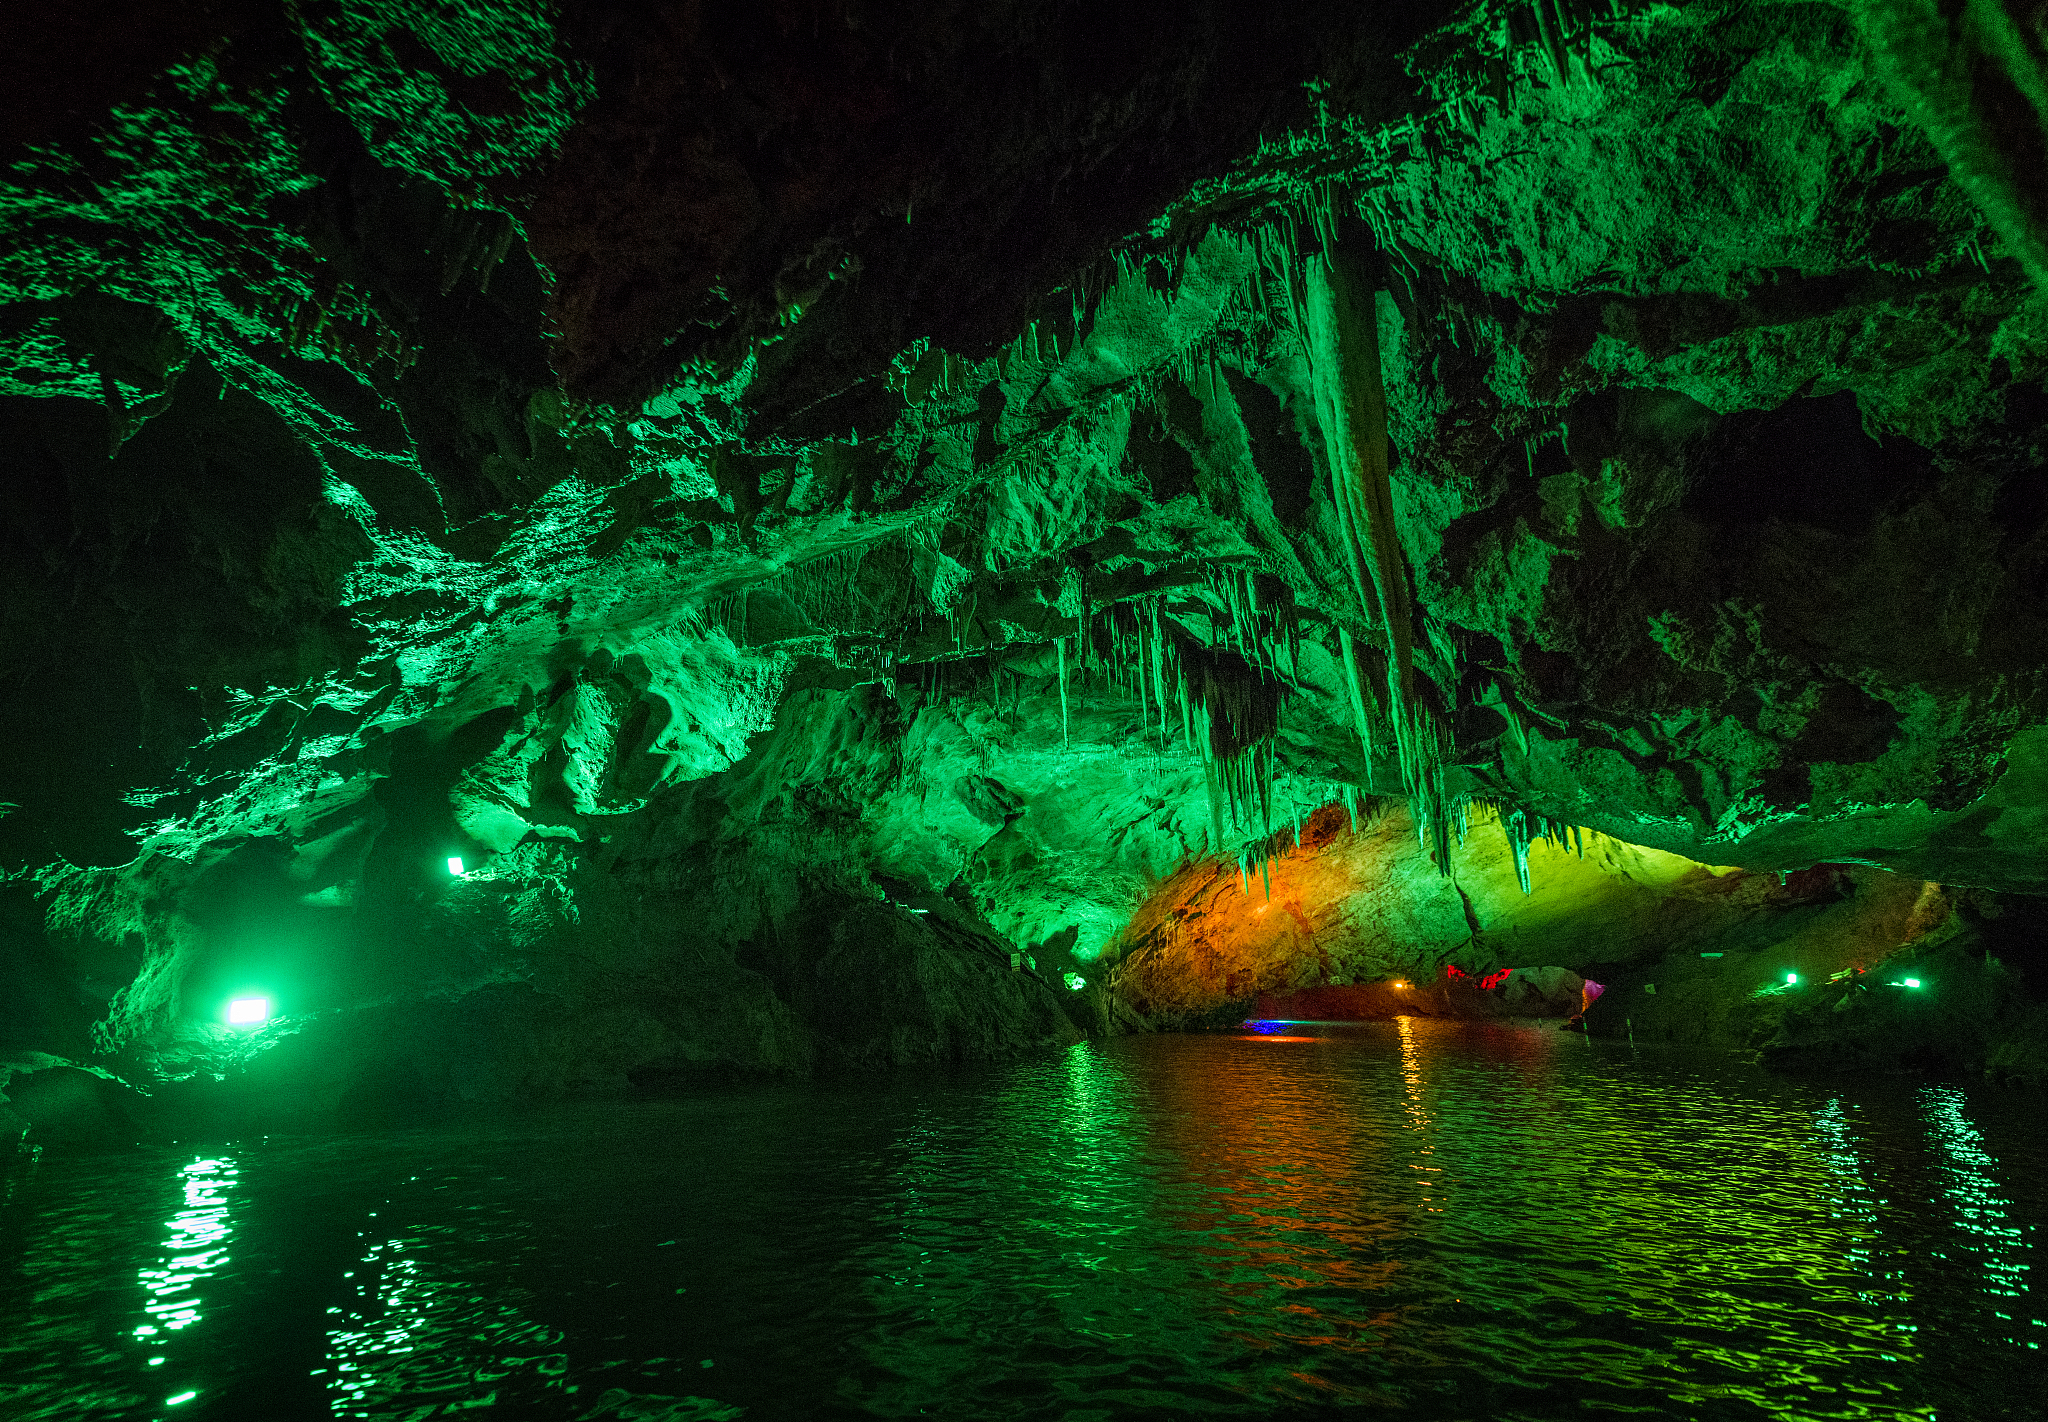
[446,856,464,875]
[226,996,269,1025]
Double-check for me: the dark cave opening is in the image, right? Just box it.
[1686,390,1941,536]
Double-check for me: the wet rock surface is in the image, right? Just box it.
[2,1,2047,1125]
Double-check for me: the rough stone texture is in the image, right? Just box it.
[1107,802,1930,1020]
[1103,800,2048,1078]
[3,1,2048,1128]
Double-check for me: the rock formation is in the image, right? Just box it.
[3,0,2047,1140]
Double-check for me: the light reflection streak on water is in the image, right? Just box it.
[855,1045,1165,1412]
[877,1047,1145,1294]
[1818,1106,1908,1319]
[1919,1084,2040,1347]
[132,1155,237,1409]
[1048,1043,1142,1246]
[135,1158,236,1342]
[1394,1016,1441,1217]
[323,1222,570,1417]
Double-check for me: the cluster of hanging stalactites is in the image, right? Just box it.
[701,542,880,648]
[1080,577,1303,854]
[1474,800,1593,895]
[1240,190,1468,874]
[1233,785,1388,902]
[1345,792,1593,897]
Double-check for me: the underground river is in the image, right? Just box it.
[3,1022,2042,1421]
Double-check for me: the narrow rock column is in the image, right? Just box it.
[1303,244,1413,706]
[1301,240,1448,861]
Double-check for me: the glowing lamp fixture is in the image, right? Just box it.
[1901,978,1923,989]
[446,856,465,876]
[226,996,269,1026]
[1393,980,1408,989]
[1785,972,1799,985]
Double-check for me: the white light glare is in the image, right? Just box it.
[446,856,464,876]
[1903,978,1923,988]
[226,997,269,1025]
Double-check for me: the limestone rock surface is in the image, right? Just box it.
[2,0,2047,1118]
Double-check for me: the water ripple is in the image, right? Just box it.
[1,1021,2043,1419]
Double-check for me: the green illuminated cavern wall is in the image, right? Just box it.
[5,0,2048,1135]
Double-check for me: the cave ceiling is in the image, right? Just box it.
[4,0,2048,974]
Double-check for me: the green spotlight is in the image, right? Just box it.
[1902,977,1922,989]
[446,856,465,876]
[226,996,269,1026]
[1785,972,1798,985]
[1063,972,1086,991]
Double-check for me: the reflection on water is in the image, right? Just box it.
[136,1157,236,1345]
[322,1227,568,1414]
[2,1023,2045,1420]
[1920,1085,2038,1349]
[1813,1100,1910,1320]
[134,1157,237,1413]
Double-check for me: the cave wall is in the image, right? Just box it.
[1103,801,2048,1081]
[3,0,2048,1122]
[1104,802,1937,1024]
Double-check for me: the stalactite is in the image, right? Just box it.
[1337,626,1377,771]
[1298,230,1456,869]
[1063,583,1374,879]
[1149,599,1171,744]
[1057,636,1070,746]
[1506,808,1533,895]
[1463,798,1597,895]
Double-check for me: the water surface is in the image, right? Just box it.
[3,1021,2042,1420]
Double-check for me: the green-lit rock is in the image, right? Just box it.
[2,1,2046,1125]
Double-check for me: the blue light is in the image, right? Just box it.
[1245,1020,1287,1034]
